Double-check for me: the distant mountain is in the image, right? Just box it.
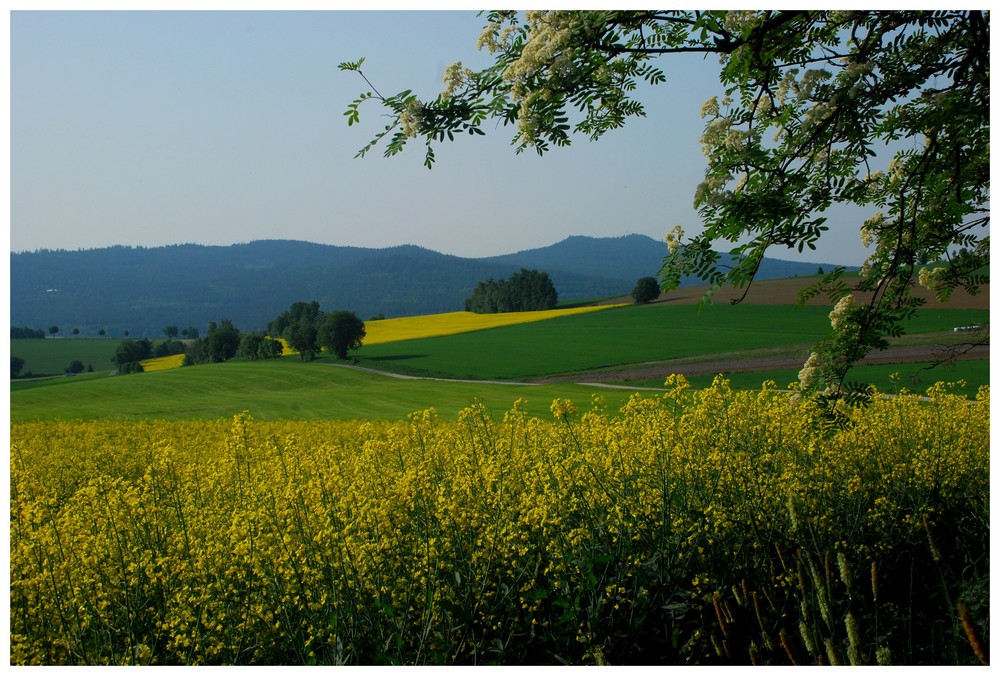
[10,235,853,337]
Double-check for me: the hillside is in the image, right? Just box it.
[10,235,852,337]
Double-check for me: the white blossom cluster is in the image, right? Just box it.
[918,266,949,294]
[441,61,473,102]
[797,352,823,391]
[828,294,856,331]
[664,225,684,254]
[398,99,425,138]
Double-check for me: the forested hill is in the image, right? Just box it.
[10,235,849,337]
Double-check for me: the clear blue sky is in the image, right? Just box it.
[10,9,870,265]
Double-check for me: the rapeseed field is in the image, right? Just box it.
[139,353,186,372]
[363,306,624,345]
[10,378,989,665]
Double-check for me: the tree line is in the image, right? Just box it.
[464,268,558,313]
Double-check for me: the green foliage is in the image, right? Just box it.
[12,356,26,379]
[631,276,660,304]
[344,10,989,387]
[318,310,366,360]
[113,338,153,374]
[11,326,46,339]
[237,333,284,361]
[183,320,241,366]
[65,360,85,375]
[153,339,186,358]
[465,268,558,313]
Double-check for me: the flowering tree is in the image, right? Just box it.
[341,10,989,394]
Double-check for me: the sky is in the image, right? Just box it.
[9,6,873,265]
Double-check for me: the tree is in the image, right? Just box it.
[98,329,106,337]
[66,360,85,375]
[287,318,320,361]
[268,301,322,339]
[319,311,367,360]
[112,338,148,373]
[164,325,180,339]
[181,326,199,339]
[11,356,25,379]
[237,333,285,361]
[48,325,59,336]
[184,320,242,365]
[72,328,79,336]
[631,276,661,304]
[343,10,989,394]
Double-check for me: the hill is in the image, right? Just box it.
[10,235,852,337]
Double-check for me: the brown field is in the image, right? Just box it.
[603,275,990,310]
[582,275,989,384]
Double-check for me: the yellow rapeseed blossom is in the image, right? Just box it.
[140,353,186,372]
[9,380,989,665]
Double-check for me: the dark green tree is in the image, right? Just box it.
[343,10,989,393]
[113,338,148,373]
[319,311,367,360]
[268,301,322,339]
[183,320,241,365]
[164,325,180,339]
[11,356,25,379]
[237,333,283,361]
[48,325,59,336]
[66,360,85,374]
[288,318,320,361]
[631,276,661,304]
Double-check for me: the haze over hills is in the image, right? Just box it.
[10,234,852,337]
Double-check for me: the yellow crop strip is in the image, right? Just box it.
[10,379,988,665]
[139,353,186,372]
[363,305,625,345]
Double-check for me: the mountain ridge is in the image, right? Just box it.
[10,234,854,337]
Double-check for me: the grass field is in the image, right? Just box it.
[9,358,642,422]
[352,303,988,381]
[11,338,120,376]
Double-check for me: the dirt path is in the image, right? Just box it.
[331,342,987,389]
[538,343,989,385]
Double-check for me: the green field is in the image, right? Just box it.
[9,358,648,422]
[11,338,120,376]
[352,303,988,380]
[10,303,989,421]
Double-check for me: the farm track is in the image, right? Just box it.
[332,343,988,390]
